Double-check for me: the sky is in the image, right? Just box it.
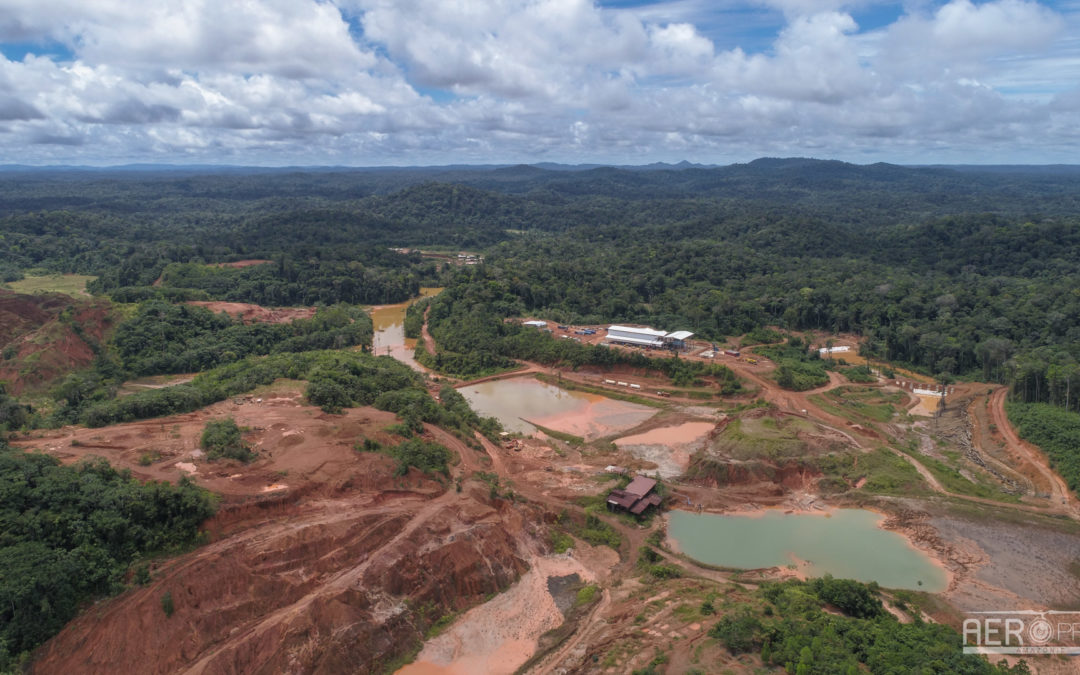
[0,0,1077,166]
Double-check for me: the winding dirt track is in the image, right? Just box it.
[989,386,1078,515]
[421,305,437,355]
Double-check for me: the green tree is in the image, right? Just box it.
[200,417,255,462]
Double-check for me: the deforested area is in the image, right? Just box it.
[0,161,1077,674]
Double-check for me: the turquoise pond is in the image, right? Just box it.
[667,509,948,591]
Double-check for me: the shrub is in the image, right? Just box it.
[133,564,151,586]
[382,438,451,476]
[161,591,175,617]
[200,418,256,463]
[710,610,763,654]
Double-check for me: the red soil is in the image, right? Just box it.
[12,384,403,496]
[0,290,113,394]
[23,385,551,673]
[185,301,316,324]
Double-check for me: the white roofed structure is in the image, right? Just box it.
[606,325,695,349]
[607,325,667,347]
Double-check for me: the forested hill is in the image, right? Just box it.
[2,158,1079,215]
[2,159,1079,412]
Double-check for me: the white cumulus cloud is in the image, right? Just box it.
[0,0,1073,164]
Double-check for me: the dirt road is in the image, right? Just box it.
[989,387,1078,515]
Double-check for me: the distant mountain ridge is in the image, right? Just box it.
[1,158,1078,219]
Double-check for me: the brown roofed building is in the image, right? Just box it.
[607,475,662,516]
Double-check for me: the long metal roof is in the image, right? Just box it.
[608,325,668,338]
[625,475,658,497]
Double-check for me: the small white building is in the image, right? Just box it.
[665,330,694,349]
[818,345,851,355]
[523,320,548,328]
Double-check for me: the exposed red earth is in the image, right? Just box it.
[0,289,113,394]
[16,305,1080,673]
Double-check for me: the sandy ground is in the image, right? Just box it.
[185,301,316,324]
[909,392,947,416]
[613,421,715,478]
[528,398,657,441]
[398,554,603,675]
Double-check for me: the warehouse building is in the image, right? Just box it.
[606,325,694,350]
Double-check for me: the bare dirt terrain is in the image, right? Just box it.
[13,382,405,496]
[23,311,1080,674]
[0,289,114,394]
[213,259,273,268]
[184,301,317,324]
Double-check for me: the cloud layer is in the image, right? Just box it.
[0,0,1075,164]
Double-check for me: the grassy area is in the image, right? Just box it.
[711,415,825,461]
[4,274,97,296]
[756,338,830,391]
[894,443,1020,503]
[814,448,931,496]
[810,386,905,425]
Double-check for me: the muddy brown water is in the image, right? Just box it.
[459,377,656,438]
[370,287,442,369]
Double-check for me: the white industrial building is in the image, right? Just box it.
[606,325,694,350]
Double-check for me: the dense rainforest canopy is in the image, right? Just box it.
[2,159,1079,410]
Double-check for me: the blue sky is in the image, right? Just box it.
[0,0,1076,165]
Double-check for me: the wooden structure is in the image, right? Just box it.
[607,475,663,515]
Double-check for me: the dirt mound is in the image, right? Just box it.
[31,468,539,674]
[0,290,66,344]
[0,290,113,394]
[684,456,820,490]
[185,301,317,324]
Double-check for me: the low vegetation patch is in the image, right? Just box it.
[200,417,256,462]
[555,506,622,550]
[63,350,420,427]
[813,448,929,495]
[811,386,904,424]
[758,336,830,391]
[3,274,97,297]
[382,438,452,476]
[709,576,1028,674]
[637,545,683,580]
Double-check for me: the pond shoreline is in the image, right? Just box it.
[664,507,951,591]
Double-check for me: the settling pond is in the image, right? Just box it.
[458,377,655,439]
[369,287,442,369]
[667,509,947,591]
